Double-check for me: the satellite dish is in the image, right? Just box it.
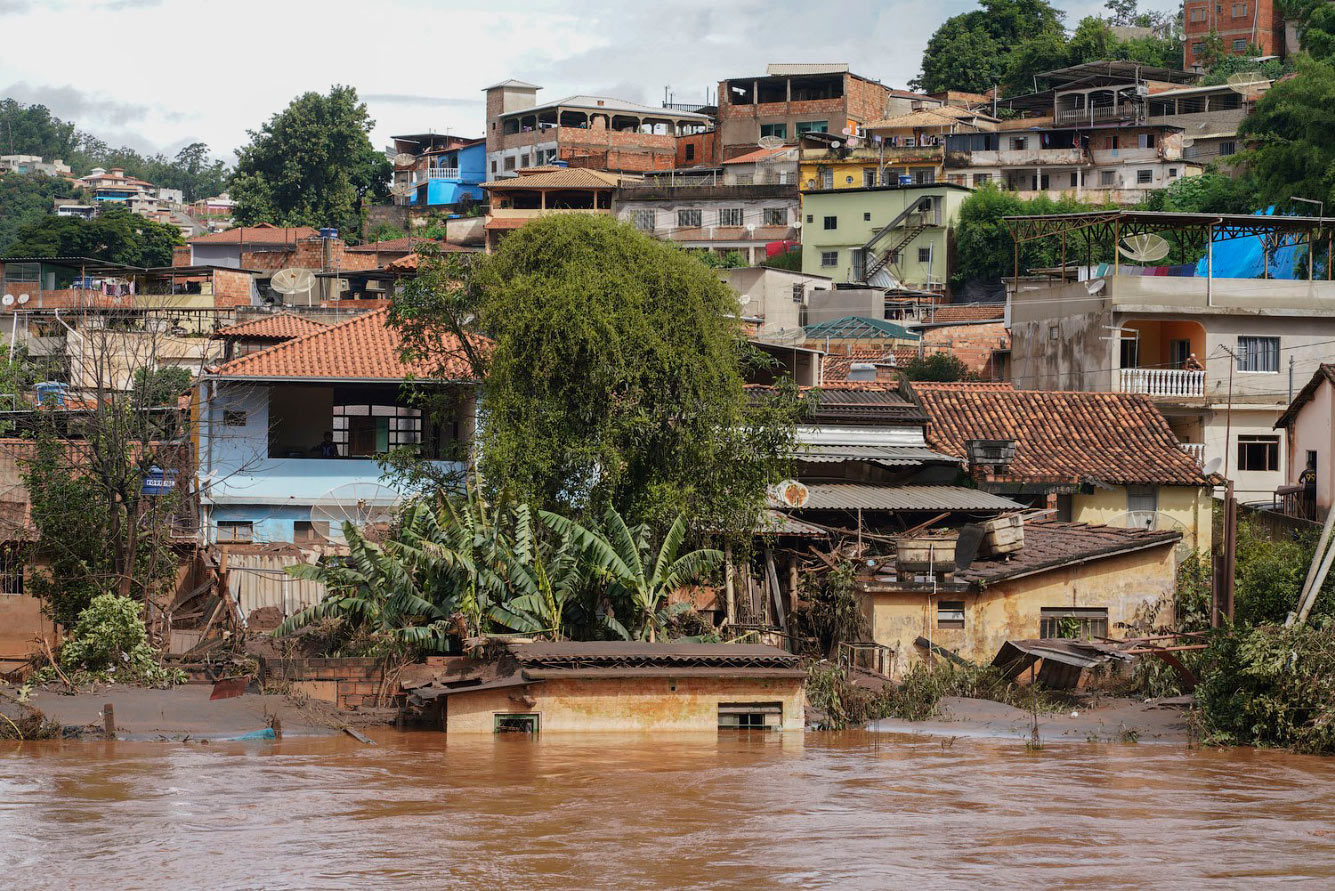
[1225,72,1268,101]
[391,182,416,198]
[270,267,316,302]
[1119,233,1170,263]
[768,479,810,508]
[311,482,401,543]
[17,294,29,304]
[846,136,860,148]
[1203,456,1223,475]
[393,152,417,167]
[757,135,785,150]
[841,126,853,136]
[1086,279,1106,296]
[1105,510,1193,558]
[831,140,842,149]
[1,295,12,307]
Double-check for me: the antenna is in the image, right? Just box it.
[0,295,12,307]
[1225,72,1268,101]
[270,267,317,306]
[757,135,785,150]
[310,482,401,543]
[1119,233,1170,263]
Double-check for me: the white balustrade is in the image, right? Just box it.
[1118,368,1205,398]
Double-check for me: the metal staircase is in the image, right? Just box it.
[858,196,938,283]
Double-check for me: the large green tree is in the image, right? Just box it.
[914,0,1066,93]
[0,172,83,253]
[1239,58,1335,211]
[229,85,390,236]
[2,203,182,266]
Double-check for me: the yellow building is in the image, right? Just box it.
[861,519,1180,673]
[411,641,807,733]
[913,382,1214,553]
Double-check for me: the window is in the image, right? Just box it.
[0,544,23,595]
[1069,172,1078,188]
[973,172,990,186]
[1170,338,1191,368]
[1010,136,1027,151]
[914,169,935,184]
[632,209,654,231]
[685,144,696,161]
[820,251,838,267]
[1040,608,1109,640]
[763,207,786,226]
[937,601,965,630]
[293,521,329,544]
[796,120,828,135]
[1126,485,1159,515]
[1236,336,1279,372]
[1049,325,1060,341]
[718,702,782,730]
[863,168,877,187]
[1168,167,1179,178]
[917,246,932,263]
[1100,170,1116,186]
[1232,39,1248,52]
[1192,42,1205,57]
[823,215,837,230]
[760,123,787,139]
[1190,6,1206,21]
[503,156,516,171]
[718,207,743,227]
[1139,133,1157,149]
[490,160,498,174]
[863,211,872,221]
[217,521,253,543]
[1218,140,1237,156]
[805,213,813,223]
[1233,2,1247,15]
[844,175,854,184]
[677,209,702,228]
[494,713,539,734]
[1107,135,1120,150]
[2,261,39,285]
[1238,435,1280,472]
[223,409,247,427]
[1120,333,1139,369]
[820,167,834,189]
[1136,169,1153,184]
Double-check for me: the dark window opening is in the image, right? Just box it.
[823,215,837,230]
[718,702,782,730]
[494,713,539,734]
[937,600,965,629]
[1237,435,1280,472]
[1040,607,1108,640]
[0,543,25,595]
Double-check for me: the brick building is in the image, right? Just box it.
[715,64,894,160]
[1183,0,1285,70]
[482,80,713,178]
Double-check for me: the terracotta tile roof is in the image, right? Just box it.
[913,383,1210,487]
[189,224,319,245]
[1276,364,1335,428]
[345,236,476,254]
[920,303,1006,325]
[211,308,486,381]
[955,519,1180,584]
[480,169,624,190]
[823,348,921,380]
[214,313,331,340]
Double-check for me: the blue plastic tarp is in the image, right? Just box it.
[1193,206,1305,280]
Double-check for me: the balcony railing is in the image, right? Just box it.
[1055,106,1135,125]
[1118,368,1205,398]
[1178,442,1206,465]
[421,167,460,181]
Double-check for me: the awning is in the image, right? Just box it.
[796,444,961,467]
[781,484,1023,512]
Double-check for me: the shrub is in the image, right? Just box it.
[46,594,184,687]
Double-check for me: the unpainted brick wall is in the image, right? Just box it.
[921,321,1011,378]
[265,656,389,710]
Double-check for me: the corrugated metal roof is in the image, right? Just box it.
[225,551,327,622]
[797,444,960,466]
[766,63,849,76]
[787,484,1023,511]
[757,509,830,537]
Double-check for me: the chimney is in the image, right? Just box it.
[966,439,1016,480]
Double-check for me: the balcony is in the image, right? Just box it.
[420,168,460,181]
[1178,442,1206,466]
[1118,368,1205,398]
[1054,106,1135,126]
[487,207,611,221]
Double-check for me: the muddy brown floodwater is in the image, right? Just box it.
[3,730,1335,890]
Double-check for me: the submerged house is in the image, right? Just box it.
[404,641,807,733]
[195,308,485,545]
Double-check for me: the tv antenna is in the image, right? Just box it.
[1119,233,1170,263]
[1225,72,1268,101]
[757,135,785,151]
[270,267,317,307]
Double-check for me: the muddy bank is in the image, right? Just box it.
[3,683,353,741]
[870,695,1192,744]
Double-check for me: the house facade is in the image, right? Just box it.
[613,182,799,266]
[1274,364,1335,521]
[481,167,623,252]
[195,309,483,545]
[1183,0,1283,70]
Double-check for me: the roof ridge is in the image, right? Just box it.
[214,308,388,375]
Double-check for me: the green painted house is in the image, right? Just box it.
[800,182,971,291]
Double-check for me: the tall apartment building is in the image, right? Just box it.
[1183,0,1284,70]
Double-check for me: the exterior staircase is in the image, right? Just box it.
[856,196,939,283]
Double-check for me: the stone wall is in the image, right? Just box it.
[262,656,389,710]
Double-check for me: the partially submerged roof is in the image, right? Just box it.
[480,168,625,190]
[1276,364,1335,429]
[914,383,1211,487]
[189,224,320,245]
[804,316,920,341]
[209,307,486,382]
[955,519,1180,585]
[213,313,331,341]
[784,484,1023,512]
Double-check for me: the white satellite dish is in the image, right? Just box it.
[1105,510,1192,557]
[311,482,402,543]
[17,294,29,305]
[393,152,417,167]
[1119,233,1170,263]
[757,135,785,150]
[1225,72,1268,101]
[831,140,842,149]
[270,267,317,305]
[841,126,853,136]
[1,295,12,307]
[1203,456,1223,476]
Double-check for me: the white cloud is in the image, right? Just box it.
[0,0,1181,161]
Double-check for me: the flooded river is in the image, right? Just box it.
[2,731,1334,889]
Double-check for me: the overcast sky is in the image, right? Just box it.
[1,0,1174,162]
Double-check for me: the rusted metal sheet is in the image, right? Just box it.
[225,551,327,623]
[209,676,249,700]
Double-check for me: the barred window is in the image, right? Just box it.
[718,207,743,227]
[677,209,702,228]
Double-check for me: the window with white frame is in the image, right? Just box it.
[1136,169,1153,184]
[1236,336,1279,373]
[1126,485,1158,514]
[677,209,702,228]
[632,209,654,231]
[1237,435,1280,472]
[820,251,838,267]
[718,207,743,227]
[1232,2,1247,15]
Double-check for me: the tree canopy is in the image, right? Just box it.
[1238,58,1335,213]
[0,172,84,254]
[2,203,182,266]
[229,85,390,236]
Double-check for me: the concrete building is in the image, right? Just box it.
[715,64,893,160]
[389,134,487,210]
[1184,0,1283,71]
[483,80,712,178]
[184,224,320,268]
[799,182,972,290]
[1274,364,1335,521]
[715,266,831,337]
[613,181,799,266]
[1005,210,1335,503]
[481,167,623,252]
[0,155,71,177]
